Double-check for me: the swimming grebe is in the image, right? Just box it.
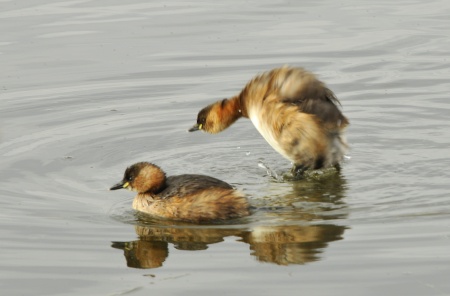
[189,66,349,175]
[110,162,250,223]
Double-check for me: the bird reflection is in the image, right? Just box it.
[111,240,168,269]
[242,224,344,265]
[112,171,348,268]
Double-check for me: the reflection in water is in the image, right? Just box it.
[112,240,168,269]
[112,226,240,268]
[242,224,345,265]
[112,172,348,268]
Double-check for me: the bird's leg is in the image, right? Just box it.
[290,164,307,179]
[333,163,341,173]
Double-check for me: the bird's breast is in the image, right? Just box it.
[248,108,291,161]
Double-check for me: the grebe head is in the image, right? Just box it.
[110,162,166,194]
[189,99,238,134]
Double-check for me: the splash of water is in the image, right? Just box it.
[258,161,283,181]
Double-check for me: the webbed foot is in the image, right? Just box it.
[285,164,308,180]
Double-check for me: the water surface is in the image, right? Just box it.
[1,0,450,295]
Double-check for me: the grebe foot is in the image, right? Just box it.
[283,165,307,181]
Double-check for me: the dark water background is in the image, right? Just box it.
[1,1,450,295]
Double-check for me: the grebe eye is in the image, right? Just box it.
[127,176,133,181]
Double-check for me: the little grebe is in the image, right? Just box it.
[189,66,349,175]
[110,162,250,223]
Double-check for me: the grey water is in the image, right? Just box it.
[1,0,450,295]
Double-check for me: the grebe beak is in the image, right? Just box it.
[110,181,129,190]
[188,123,202,132]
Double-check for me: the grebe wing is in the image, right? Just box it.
[158,174,233,199]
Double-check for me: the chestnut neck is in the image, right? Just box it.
[134,164,167,195]
[226,95,247,119]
